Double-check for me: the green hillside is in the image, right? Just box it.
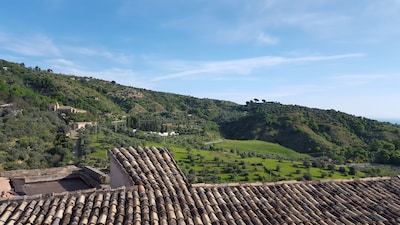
[220,101,400,165]
[1,59,400,178]
[213,139,309,159]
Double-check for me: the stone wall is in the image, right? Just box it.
[82,166,109,184]
[0,166,79,178]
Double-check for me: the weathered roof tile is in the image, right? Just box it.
[0,146,399,224]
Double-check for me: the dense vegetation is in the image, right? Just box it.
[220,101,400,165]
[0,109,73,170]
[1,59,400,182]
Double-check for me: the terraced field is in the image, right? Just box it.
[143,139,365,183]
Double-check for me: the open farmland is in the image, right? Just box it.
[151,139,367,183]
[171,149,366,183]
[86,133,399,183]
[213,139,310,159]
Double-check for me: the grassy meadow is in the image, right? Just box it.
[143,138,367,183]
[167,140,365,183]
[86,134,370,183]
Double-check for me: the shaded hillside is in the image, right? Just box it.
[220,101,400,164]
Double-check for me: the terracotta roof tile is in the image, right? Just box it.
[0,146,399,224]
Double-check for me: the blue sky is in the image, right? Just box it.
[1,0,400,121]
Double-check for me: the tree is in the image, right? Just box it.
[312,159,325,168]
[349,166,357,176]
[303,172,312,181]
[327,164,336,171]
[303,160,311,168]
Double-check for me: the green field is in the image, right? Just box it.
[152,139,366,183]
[87,137,369,183]
[213,139,310,159]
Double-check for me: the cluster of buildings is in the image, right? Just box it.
[147,131,179,137]
[50,102,87,115]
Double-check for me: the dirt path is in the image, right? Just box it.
[204,139,224,145]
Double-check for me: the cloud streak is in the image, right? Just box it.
[257,32,279,45]
[162,0,400,45]
[45,57,150,89]
[0,33,61,57]
[0,30,134,66]
[67,46,133,65]
[331,74,397,86]
[151,53,365,81]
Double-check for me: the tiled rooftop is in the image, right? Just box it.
[0,166,107,197]
[0,146,399,224]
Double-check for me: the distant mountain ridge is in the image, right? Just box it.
[381,119,400,125]
[1,59,400,167]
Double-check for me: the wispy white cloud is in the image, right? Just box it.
[64,46,133,65]
[261,0,400,41]
[214,25,280,45]
[364,0,400,17]
[46,57,150,89]
[152,53,365,81]
[0,30,134,72]
[161,0,400,45]
[257,32,279,45]
[331,74,395,86]
[45,58,82,72]
[100,51,133,65]
[69,47,97,55]
[151,56,283,81]
[194,83,324,105]
[0,33,61,57]
[41,0,67,11]
[361,0,400,41]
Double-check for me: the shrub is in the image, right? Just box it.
[303,172,312,181]
[327,164,336,171]
[339,166,346,173]
[303,160,311,168]
[349,166,357,175]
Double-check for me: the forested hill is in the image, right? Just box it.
[0,60,238,118]
[220,101,400,165]
[1,59,400,168]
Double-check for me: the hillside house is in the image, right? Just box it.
[0,103,23,115]
[50,102,87,115]
[0,103,14,109]
[70,121,96,130]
